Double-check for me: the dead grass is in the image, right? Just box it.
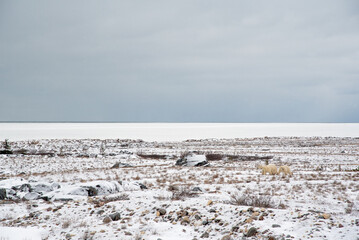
[170,187,198,201]
[228,193,275,208]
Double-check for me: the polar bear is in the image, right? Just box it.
[278,165,292,176]
[259,164,277,175]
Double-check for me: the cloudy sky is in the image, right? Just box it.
[1,1,358,122]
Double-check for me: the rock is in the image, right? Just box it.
[19,184,32,192]
[137,182,147,190]
[177,210,189,217]
[192,187,203,192]
[272,224,281,228]
[268,236,276,240]
[176,153,209,167]
[321,213,331,219]
[246,227,257,237]
[245,218,253,223]
[86,186,98,196]
[109,212,121,221]
[0,188,6,200]
[23,192,41,200]
[194,214,201,220]
[231,225,239,232]
[209,208,216,213]
[207,200,213,206]
[33,183,53,193]
[103,216,112,223]
[252,212,260,217]
[157,208,166,216]
[168,185,179,191]
[111,162,132,168]
[181,216,190,225]
[221,235,232,240]
[338,223,344,228]
[202,220,209,226]
[124,231,132,236]
[200,232,209,238]
[97,210,105,215]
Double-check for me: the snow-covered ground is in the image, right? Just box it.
[0,137,358,239]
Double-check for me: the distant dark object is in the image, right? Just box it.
[0,150,12,154]
[3,139,11,150]
[205,153,224,161]
[226,155,273,161]
[136,182,147,190]
[137,153,167,159]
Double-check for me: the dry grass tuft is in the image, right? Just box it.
[171,187,198,201]
[228,193,275,208]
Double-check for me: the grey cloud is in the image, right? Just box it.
[0,0,358,122]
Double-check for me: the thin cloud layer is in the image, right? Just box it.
[1,0,358,122]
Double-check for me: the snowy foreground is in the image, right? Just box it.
[0,137,358,240]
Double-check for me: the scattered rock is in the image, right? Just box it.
[33,183,53,193]
[245,218,253,223]
[97,210,105,215]
[176,153,209,167]
[168,185,179,191]
[103,216,112,223]
[321,213,331,219]
[0,188,6,200]
[23,192,41,200]
[109,212,121,221]
[157,208,166,216]
[86,187,98,196]
[192,187,203,192]
[111,162,132,168]
[252,212,260,217]
[231,225,239,232]
[181,216,190,225]
[221,235,232,240]
[19,184,32,192]
[200,232,209,238]
[246,227,257,237]
[136,182,147,190]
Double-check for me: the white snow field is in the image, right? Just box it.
[0,135,358,239]
[1,123,359,141]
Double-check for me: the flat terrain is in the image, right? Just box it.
[0,137,358,239]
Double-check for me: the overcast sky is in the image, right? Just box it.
[1,1,358,122]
